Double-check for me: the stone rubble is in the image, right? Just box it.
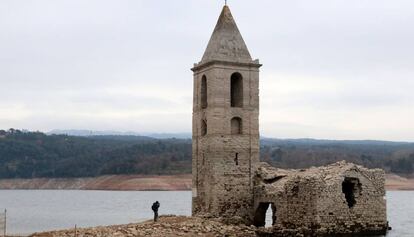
[29,216,258,237]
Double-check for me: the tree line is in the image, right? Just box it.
[0,129,413,179]
[261,138,414,175]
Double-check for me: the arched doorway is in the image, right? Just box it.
[253,202,276,227]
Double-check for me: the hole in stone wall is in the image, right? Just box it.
[342,177,361,208]
[234,153,239,165]
[290,184,299,197]
[201,120,207,136]
[263,175,285,184]
[265,205,275,227]
[231,72,243,107]
[253,202,276,227]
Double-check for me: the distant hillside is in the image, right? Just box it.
[1,129,414,179]
[0,129,191,179]
[48,129,192,139]
[261,138,414,174]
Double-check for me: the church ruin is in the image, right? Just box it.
[191,4,388,236]
[253,162,387,235]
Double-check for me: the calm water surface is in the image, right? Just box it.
[0,190,412,236]
[0,190,191,235]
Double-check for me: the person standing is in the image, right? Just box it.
[151,201,160,222]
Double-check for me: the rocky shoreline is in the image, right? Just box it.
[0,173,413,191]
[27,215,391,237]
[29,216,258,237]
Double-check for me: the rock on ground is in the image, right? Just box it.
[29,216,257,237]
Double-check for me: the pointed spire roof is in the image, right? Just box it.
[200,5,253,64]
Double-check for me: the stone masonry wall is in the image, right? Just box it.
[316,167,387,234]
[253,162,388,236]
[192,62,261,223]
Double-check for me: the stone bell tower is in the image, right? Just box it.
[191,4,261,223]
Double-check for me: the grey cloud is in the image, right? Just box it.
[0,0,413,140]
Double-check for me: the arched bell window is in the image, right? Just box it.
[231,72,243,108]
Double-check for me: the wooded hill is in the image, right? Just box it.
[1,129,414,179]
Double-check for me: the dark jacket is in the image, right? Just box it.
[152,201,160,212]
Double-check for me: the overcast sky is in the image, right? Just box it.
[1,0,413,141]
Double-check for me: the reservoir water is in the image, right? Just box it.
[0,190,412,236]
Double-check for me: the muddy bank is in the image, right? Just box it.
[0,173,413,191]
[385,174,414,190]
[0,175,191,191]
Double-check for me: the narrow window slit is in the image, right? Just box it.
[201,75,207,109]
[234,153,239,165]
[201,120,207,136]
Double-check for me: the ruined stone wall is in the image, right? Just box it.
[277,176,320,228]
[253,166,320,229]
[253,162,388,235]
[316,168,387,234]
[192,62,261,222]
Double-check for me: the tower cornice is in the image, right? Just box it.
[191,59,262,72]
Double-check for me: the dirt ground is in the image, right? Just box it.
[385,174,414,190]
[1,173,413,191]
